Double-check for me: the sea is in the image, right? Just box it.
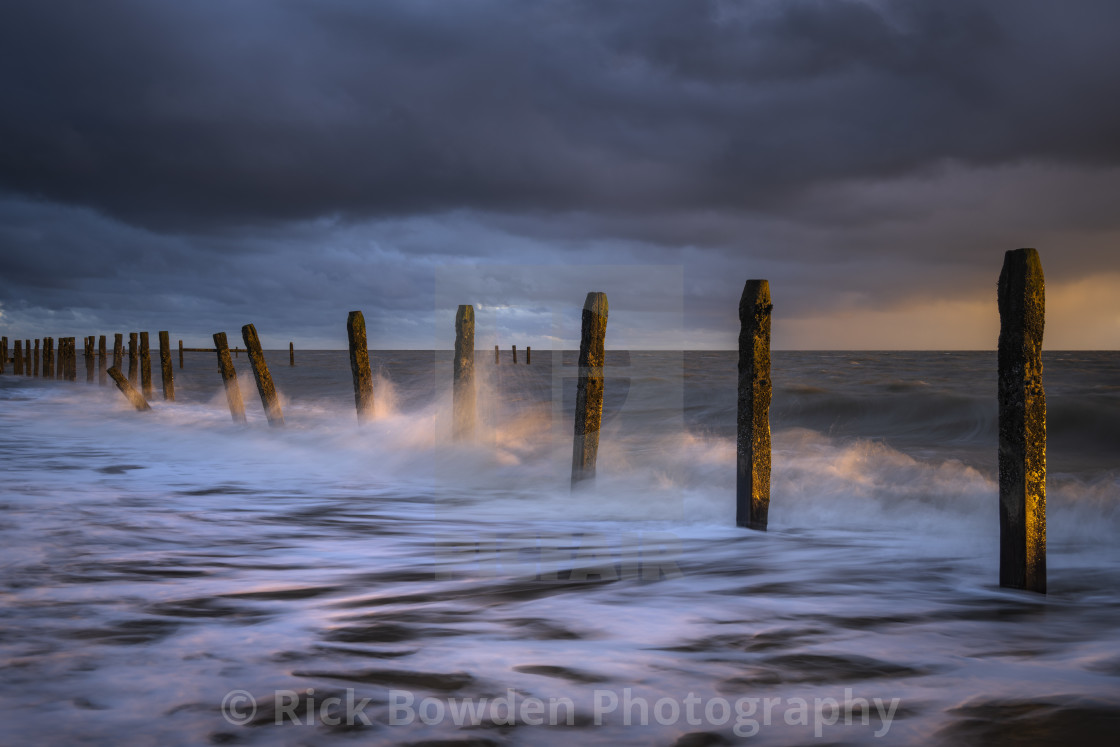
[1,349,1118,746]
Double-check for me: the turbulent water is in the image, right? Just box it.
[2,350,1118,746]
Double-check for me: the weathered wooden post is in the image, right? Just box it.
[128,333,138,385]
[178,338,184,369]
[85,336,95,382]
[213,332,246,423]
[42,338,52,378]
[346,311,375,422]
[33,339,40,376]
[289,342,295,366]
[0,337,6,373]
[512,344,517,364]
[494,345,499,365]
[454,305,476,440]
[139,332,153,396]
[737,280,773,531]
[158,331,174,401]
[571,292,608,488]
[24,339,31,376]
[57,337,65,380]
[107,366,151,411]
[98,335,107,385]
[13,339,23,375]
[526,346,531,365]
[113,334,124,372]
[998,248,1047,594]
[68,338,78,381]
[241,324,284,426]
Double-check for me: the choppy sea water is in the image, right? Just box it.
[1,350,1118,746]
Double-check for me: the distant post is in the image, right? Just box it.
[454,305,476,440]
[113,334,124,372]
[494,345,499,365]
[213,332,246,423]
[241,324,284,426]
[56,337,64,379]
[107,366,151,411]
[158,331,175,401]
[13,339,22,375]
[512,344,518,364]
[98,335,107,386]
[24,339,31,376]
[42,338,53,378]
[526,346,531,365]
[128,333,138,384]
[0,337,6,373]
[346,311,374,422]
[289,342,294,366]
[66,338,78,381]
[178,338,184,369]
[998,248,1047,594]
[85,336,95,382]
[737,280,773,531]
[34,339,40,377]
[571,292,608,488]
[139,332,152,396]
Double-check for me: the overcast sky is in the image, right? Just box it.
[1,0,1118,349]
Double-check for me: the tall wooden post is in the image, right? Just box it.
[69,338,78,381]
[42,338,52,378]
[33,339,40,376]
[85,336,95,382]
[178,339,184,369]
[526,346,531,365]
[13,339,23,375]
[571,292,608,488]
[213,332,246,423]
[158,331,175,401]
[107,367,151,411]
[0,337,6,373]
[512,344,518,364]
[454,305,476,440]
[139,332,152,396]
[113,334,124,373]
[56,337,64,379]
[737,280,773,531]
[24,339,31,376]
[289,342,294,366]
[128,332,138,384]
[494,345,499,365]
[998,248,1046,594]
[98,335,107,386]
[241,324,284,426]
[346,311,374,422]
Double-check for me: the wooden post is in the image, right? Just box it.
[42,338,52,378]
[139,332,153,396]
[454,305,476,440]
[178,338,184,369]
[98,335,107,386]
[512,344,517,364]
[33,339,40,376]
[289,341,295,366]
[69,338,78,381]
[13,339,22,375]
[85,336,95,383]
[737,280,773,531]
[113,334,124,373]
[241,324,284,426]
[24,339,30,376]
[526,346,531,365]
[0,337,6,373]
[571,292,608,488]
[495,345,499,365]
[213,332,246,423]
[107,366,151,411]
[998,248,1046,593]
[346,311,375,422]
[158,331,175,401]
[128,332,138,384]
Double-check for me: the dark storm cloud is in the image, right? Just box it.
[3,0,1120,231]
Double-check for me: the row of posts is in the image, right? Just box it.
[1,250,1046,594]
[0,332,175,400]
